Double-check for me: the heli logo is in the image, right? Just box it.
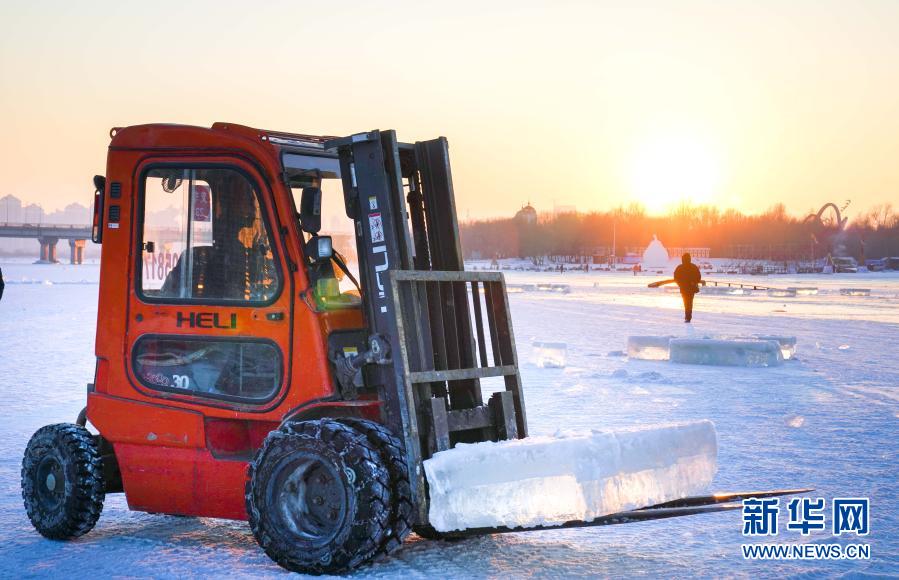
[176,312,237,329]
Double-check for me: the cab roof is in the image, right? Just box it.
[108,122,337,152]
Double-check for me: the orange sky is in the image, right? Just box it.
[1,0,897,219]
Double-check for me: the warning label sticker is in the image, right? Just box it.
[369,212,385,243]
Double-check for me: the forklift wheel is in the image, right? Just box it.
[21,423,105,540]
[246,420,392,574]
[336,418,414,556]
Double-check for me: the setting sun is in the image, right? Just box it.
[629,135,724,214]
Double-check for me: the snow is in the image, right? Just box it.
[670,338,783,367]
[424,421,717,532]
[1,259,898,577]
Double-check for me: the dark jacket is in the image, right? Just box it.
[674,260,701,294]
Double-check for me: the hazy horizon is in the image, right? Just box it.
[2,1,897,221]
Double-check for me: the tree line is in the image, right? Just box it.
[460,203,899,262]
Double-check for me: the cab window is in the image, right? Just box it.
[134,337,281,402]
[282,154,360,296]
[140,167,280,303]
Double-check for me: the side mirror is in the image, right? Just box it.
[299,186,322,234]
[91,175,106,244]
[305,235,333,263]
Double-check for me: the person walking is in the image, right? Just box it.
[674,253,701,322]
[0,267,4,302]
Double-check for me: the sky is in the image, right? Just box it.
[1,0,897,220]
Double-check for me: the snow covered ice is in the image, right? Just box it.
[424,421,717,532]
[1,261,897,577]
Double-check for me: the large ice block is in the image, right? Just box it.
[751,335,797,360]
[536,283,571,294]
[627,336,674,360]
[424,420,718,532]
[701,286,747,295]
[627,335,796,364]
[670,338,783,367]
[532,341,567,368]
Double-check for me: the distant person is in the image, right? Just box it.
[0,267,4,302]
[674,253,702,323]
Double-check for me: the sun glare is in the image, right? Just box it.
[629,135,722,214]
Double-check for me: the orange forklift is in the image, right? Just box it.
[22,123,804,574]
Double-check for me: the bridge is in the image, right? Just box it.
[0,223,91,264]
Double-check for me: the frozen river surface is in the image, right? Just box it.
[0,261,897,577]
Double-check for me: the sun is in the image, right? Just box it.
[629,135,722,214]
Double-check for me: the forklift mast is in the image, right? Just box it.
[326,131,527,523]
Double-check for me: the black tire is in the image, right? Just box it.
[336,417,414,556]
[245,419,391,575]
[21,423,105,539]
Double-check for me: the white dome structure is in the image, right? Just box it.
[642,235,669,268]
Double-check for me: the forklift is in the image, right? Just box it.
[21,123,805,574]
